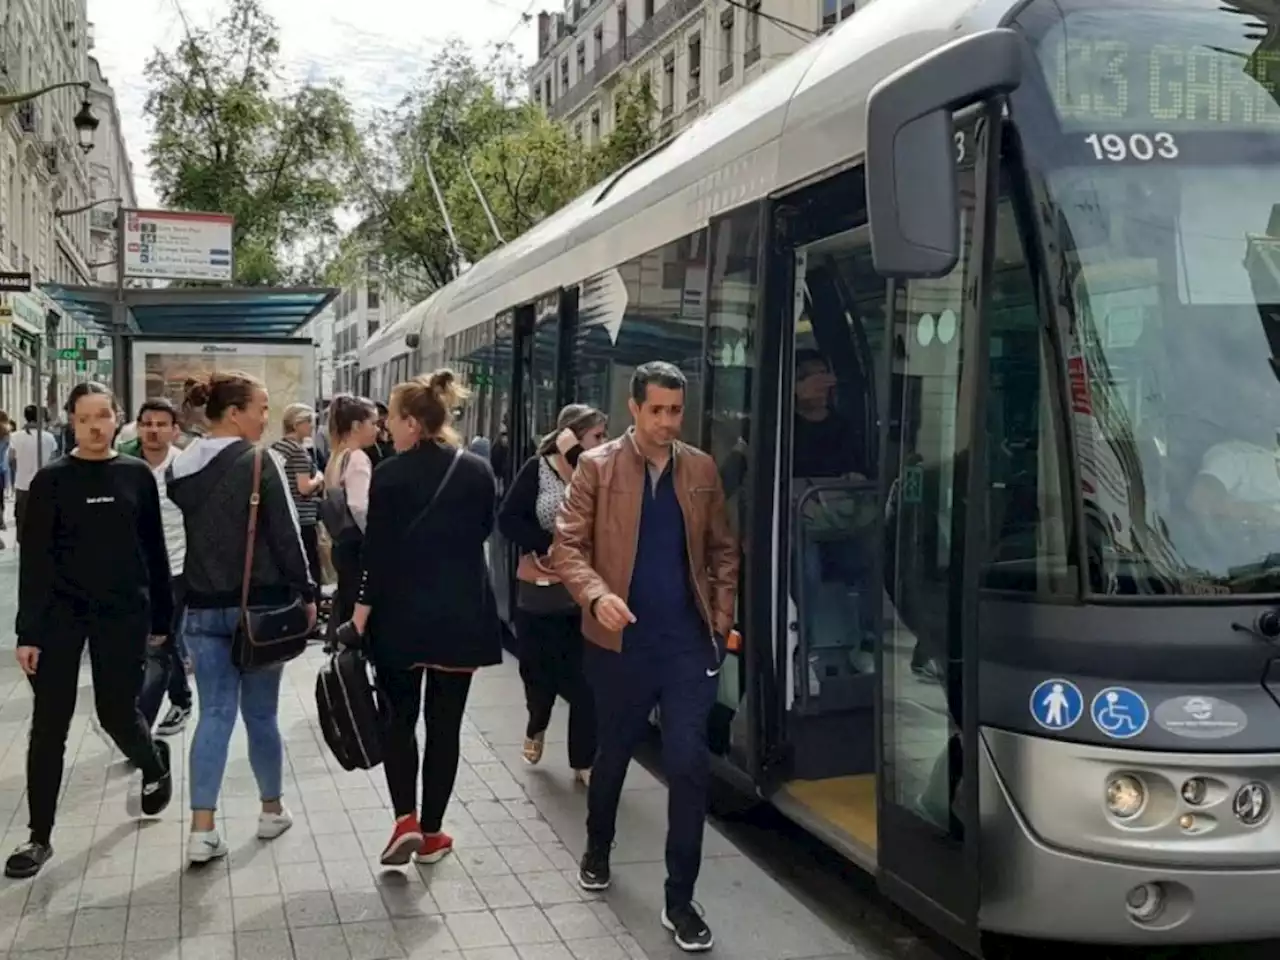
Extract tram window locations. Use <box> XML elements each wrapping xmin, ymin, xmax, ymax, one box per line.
<box><xmin>570</xmin><ymin>229</ymin><xmax>707</xmax><ymax>440</ymax></box>
<box><xmin>981</xmin><ymin>194</ymin><xmax>1074</xmax><ymax>596</ymax></box>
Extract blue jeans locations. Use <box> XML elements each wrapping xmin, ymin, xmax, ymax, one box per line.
<box><xmin>140</xmin><ymin>578</ymin><xmax>193</xmax><ymax>727</ymax></box>
<box><xmin>184</xmin><ymin>607</ymin><xmax>285</xmax><ymax>812</ymax></box>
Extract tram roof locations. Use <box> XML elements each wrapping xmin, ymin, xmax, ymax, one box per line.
<box><xmin>426</xmin><ymin>0</ymin><xmax>1015</xmax><ymax>343</ymax></box>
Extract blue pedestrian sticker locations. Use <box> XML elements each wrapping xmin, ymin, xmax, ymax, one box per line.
<box><xmin>1030</xmin><ymin>678</ymin><xmax>1083</xmax><ymax>731</ymax></box>
<box><xmin>1091</xmin><ymin>686</ymin><xmax>1149</xmax><ymax>739</ymax></box>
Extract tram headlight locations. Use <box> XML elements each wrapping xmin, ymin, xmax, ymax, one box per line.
<box><xmin>1105</xmin><ymin>774</ymin><xmax>1147</xmax><ymax>819</ymax></box>
<box><xmin>1233</xmin><ymin>782</ymin><xmax>1271</xmax><ymax>826</ymax></box>
<box><xmin>1181</xmin><ymin>777</ymin><xmax>1208</xmax><ymax>806</ymax></box>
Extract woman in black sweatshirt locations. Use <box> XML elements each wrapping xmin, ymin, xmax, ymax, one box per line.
<box><xmin>8</xmin><ymin>382</ymin><xmax>174</xmax><ymax>880</ymax></box>
<box><xmin>344</xmin><ymin>370</ymin><xmax>502</xmax><ymax>867</ymax></box>
<box><xmin>167</xmin><ymin>372</ymin><xmax>316</xmax><ymax>866</ymax></box>
<box><xmin>497</xmin><ymin>404</ymin><xmax>607</xmax><ymax>782</ymax></box>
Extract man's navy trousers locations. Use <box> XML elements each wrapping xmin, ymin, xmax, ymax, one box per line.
<box><xmin>584</xmin><ymin>631</ymin><xmax>719</xmax><ymax>911</ymax></box>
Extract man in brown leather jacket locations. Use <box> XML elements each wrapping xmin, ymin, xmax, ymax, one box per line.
<box><xmin>551</xmin><ymin>361</ymin><xmax>738</xmax><ymax>954</ymax></box>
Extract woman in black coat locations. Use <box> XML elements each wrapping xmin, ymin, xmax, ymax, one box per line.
<box><xmin>497</xmin><ymin>404</ymin><xmax>607</xmax><ymax>783</ymax></box>
<box><xmin>347</xmin><ymin>370</ymin><xmax>502</xmax><ymax>868</ymax></box>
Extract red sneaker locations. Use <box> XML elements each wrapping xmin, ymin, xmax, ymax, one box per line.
<box><xmin>380</xmin><ymin>815</ymin><xmax>423</xmax><ymax>866</ymax></box>
<box><xmin>415</xmin><ymin>831</ymin><xmax>454</xmax><ymax>864</ymax></box>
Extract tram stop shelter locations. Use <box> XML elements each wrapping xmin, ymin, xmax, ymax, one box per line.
<box><xmin>38</xmin><ymin>282</ymin><xmax>338</xmax><ymax>411</ymax></box>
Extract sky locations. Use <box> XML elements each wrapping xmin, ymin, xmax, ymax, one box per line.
<box><xmin>86</xmin><ymin>0</ymin><xmax>541</xmax><ymax>208</ymax></box>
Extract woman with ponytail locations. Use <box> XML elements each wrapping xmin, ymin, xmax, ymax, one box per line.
<box><xmin>320</xmin><ymin>395</ymin><xmax>378</xmax><ymax>628</ymax></box>
<box><xmin>340</xmin><ymin>370</ymin><xmax>502</xmax><ymax>867</ymax></box>
<box><xmin>497</xmin><ymin>404</ymin><xmax>606</xmax><ymax>783</ymax></box>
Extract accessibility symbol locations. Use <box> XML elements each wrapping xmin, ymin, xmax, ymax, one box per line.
<box><xmin>1091</xmin><ymin>686</ymin><xmax>1149</xmax><ymax>740</ymax></box>
<box><xmin>1030</xmin><ymin>678</ymin><xmax>1083</xmax><ymax>731</ymax></box>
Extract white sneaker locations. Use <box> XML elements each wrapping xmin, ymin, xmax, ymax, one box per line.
<box><xmin>257</xmin><ymin>807</ymin><xmax>293</xmax><ymax>840</ymax></box>
<box><xmin>187</xmin><ymin>830</ymin><xmax>228</xmax><ymax>865</ymax></box>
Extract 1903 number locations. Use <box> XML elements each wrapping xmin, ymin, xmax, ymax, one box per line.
<box><xmin>1083</xmin><ymin>132</ymin><xmax>1179</xmax><ymax>162</ymax></box>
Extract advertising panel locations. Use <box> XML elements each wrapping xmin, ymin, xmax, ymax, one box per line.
<box><xmin>130</xmin><ymin>340</ymin><xmax>315</xmax><ymax>443</ymax></box>
<box><xmin>121</xmin><ymin>209</ymin><xmax>234</xmax><ymax>283</ymax></box>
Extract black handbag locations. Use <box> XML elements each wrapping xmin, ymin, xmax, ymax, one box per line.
<box><xmin>319</xmin><ymin>452</ymin><xmax>359</xmax><ymax>541</ymax></box>
<box><xmin>231</xmin><ymin>449</ymin><xmax>312</xmax><ymax>671</ymax></box>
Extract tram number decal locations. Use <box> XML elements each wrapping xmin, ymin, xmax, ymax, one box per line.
<box><xmin>1083</xmin><ymin>132</ymin><xmax>1179</xmax><ymax>162</ymax></box>
<box><xmin>955</xmin><ymin>130</ymin><xmax>966</xmax><ymax>163</ymax></box>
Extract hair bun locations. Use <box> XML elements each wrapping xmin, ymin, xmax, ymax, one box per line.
<box><xmin>184</xmin><ymin>377</ymin><xmax>211</xmax><ymax>407</ymax></box>
<box><xmin>428</xmin><ymin>370</ymin><xmax>455</xmax><ymax>393</ymax></box>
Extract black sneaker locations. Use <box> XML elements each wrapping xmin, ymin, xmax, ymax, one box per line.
<box><xmin>578</xmin><ymin>846</ymin><xmax>611</xmax><ymax>892</ymax></box>
<box><xmin>156</xmin><ymin>705</ymin><xmax>190</xmax><ymax>737</ymax></box>
<box><xmin>4</xmin><ymin>841</ymin><xmax>52</xmax><ymax>879</ymax></box>
<box><xmin>131</xmin><ymin>739</ymin><xmax>172</xmax><ymax>817</ymax></box>
<box><xmin>662</xmin><ymin>902</ymin><xmax>714</xmax><ymax>952</ymax></box>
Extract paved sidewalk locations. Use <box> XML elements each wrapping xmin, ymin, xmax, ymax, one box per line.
<box><xmin>0</xmin><ymin>555</ymin><xmax>863</xmax><ymax>959</ymax></box>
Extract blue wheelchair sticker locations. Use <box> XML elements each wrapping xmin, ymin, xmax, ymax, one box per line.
<box><xmin>1030</xmin><ymin>678</ymin><xmax>1083</xmax><ymax>731</ymax></box>
<box><xmin>1091</xmin><ymin>687</ymin><xmax>1149</xmax><ymax>739</ymax></box>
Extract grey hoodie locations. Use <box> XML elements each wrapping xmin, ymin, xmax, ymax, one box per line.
<box><xmin>167</xmin><ymin>438</ymin><xmax>315</xmax><ymax>610</ymax></box>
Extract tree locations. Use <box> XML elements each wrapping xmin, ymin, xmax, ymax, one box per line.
<box><xmin>345</xmin><ymin>45</ymin><xmax>658</xmax><ymax>301</ymax></box>
<box><xmin>144</xmin><ymin>0</ymin><xmax>355</xmax><ymax>285</ymax></box>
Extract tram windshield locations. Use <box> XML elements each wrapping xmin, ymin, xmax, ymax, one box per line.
<box><xmin>1025</xmin><ymin>0</ymin><xmax>1280</xmax><ymax>595</ymax></box>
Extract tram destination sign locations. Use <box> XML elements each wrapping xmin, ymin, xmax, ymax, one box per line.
<box><xmin>1037</xmin><ymin>13</ymin><xmax>1280</xmax><ymax>131</ymax></box>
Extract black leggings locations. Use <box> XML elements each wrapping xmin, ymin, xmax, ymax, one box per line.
<box><xmin>300</xmin><ymin>524</ymin><xmax>323</xmax><ymax>588</ymax></box>
<box><xmin>28</xmin><ymin>615</ymin><xmax>164</xmax><ymax>843</ymax></box>
<box><xmin>332</xmin><ymin>536</ymin><xmax>363</xmax><ymax>624</ymax></box>
<box><xmin>517</xmin><ymin>611</ymin><xmax>596</xmax><ymax>770</ymax></box>
<box><xmin>379</xmin><ymin>666</ymin><xmax>472</xmax><ymax>831</ymax></box>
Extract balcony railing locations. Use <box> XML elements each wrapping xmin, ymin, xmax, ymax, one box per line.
<box><xmin>744</xmin><ymin>45</ymin><xmax>761</xmax><ymax>68</ymax></box>
<box><xmin>628</xmin><ymin>0</ymin><xmax>702</xmax><ymax>63</ymax></box>
<box><xmin>550</xmin><ymin>37</ymin><xmax>627</xmax><ymax>119</ymax></box>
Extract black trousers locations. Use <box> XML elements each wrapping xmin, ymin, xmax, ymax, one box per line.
<box><xmin>517</xmin><ymin>610</ymin><xmax>596</xmax><ymax>770</ymax></box>
<box><xmin>299</xmin><ymin>523</ymin><xmax>323</xmax><ymax>588</ymax></box>
<box><xmin>379</xmin><ymin>666</ymin><xmax>472</xmax><ymax>832</ymax></box>
<box><xmin>332</xmin><ymin>536</ymin><xmax>362</xmax><ymax>624</ymax></box>
<box><xmin>14</xmin><ymin>489</ymin><xmax>28</xmax><ymax>544</ymax></box>
<box><xmin>27</xmin><ymin>613</ymin><xmax>164</xmax><ymax>844</ymax></box>
<box><xmin>585</xmin><ymin>636</ymin><xmax>718</xmax><ymax>911</ymax></box>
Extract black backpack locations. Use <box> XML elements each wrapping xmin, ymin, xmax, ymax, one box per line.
<box><xmin>315</xmin><ymin>646</ymin><xmax>384</xmax><ymax>770</ymax></box>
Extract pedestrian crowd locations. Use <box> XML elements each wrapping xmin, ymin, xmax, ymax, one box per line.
<box><xmin>5</xmin><ymin>359</ymin><xmax>736</xmax><ymax>954</ymax></box>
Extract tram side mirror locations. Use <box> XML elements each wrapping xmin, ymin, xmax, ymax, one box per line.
<box><xmin>866</xmin><ymin>28</ymin><xmax>1023</xmax><ymax>279</ymax></box>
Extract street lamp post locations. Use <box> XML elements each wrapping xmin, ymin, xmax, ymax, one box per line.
<box><xmin>0</xmin><ymin>80</ymin><xmax>100</xmax><ymax>153</ymax></box>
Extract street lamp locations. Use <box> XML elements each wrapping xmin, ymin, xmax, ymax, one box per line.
<box><xmin>54</xmin><ymin>196</ymin><xmax>122</xmax><ymax>219</ymax></box>
<box><xmin>0</xmin><ymin>80</ymin><xmax>99</xmax><ymax>153</ymax></box>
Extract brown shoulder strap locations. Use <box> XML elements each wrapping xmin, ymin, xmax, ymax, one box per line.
<box><xmin>241</xmin><ymin>448</ymin><xmax>263</xmax><ymax>613</ymax></box>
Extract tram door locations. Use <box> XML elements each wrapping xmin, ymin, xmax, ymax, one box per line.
<box><xmin>874</xmin><ymin>112</ymin><xmax>995</xmax><ymax>952</ymax></box>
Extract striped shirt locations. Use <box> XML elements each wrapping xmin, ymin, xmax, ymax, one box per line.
<box><xmin>270</xmin><ymin>437</ymin><xmax>319</xmax><ymax>526</ymax></box>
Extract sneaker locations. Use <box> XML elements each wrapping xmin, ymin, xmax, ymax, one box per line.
<box><xmin>156</xmin><ymin>705</ymin><xmax>191</xmax><ymax>737</ymax></box>
<box><xmin>414</xmin><ymin>832</ymin><xmax>454</xmax><ymax>864</ymax></box>
<box><xmin>380</xmin><ymin>815</ymin><xmax>423</xmax><ymax>866</ymax></box>
<box><xmin>187</xmin><ymin>830</ymin><xmax>229</xmax><ymax>865</ymax></box>
<box><xmin>257</xmin><ymin>807</ymin><xmax>293</xmax><ymax>840</ymax></box>
<box><xmin>573</xmin><ymin>768</ymin><xmax>591</xmax><ymax>787</ymax></box>
<box><xmin>3</xmin><ymin>841</ymin><xmax>51</xmax><ymax>879</ymax></box>
<box><xmin>662</xmin><ymin>902</ymin><xmax>714</xmax><ymax>952</ymax></box>
<box><xmin>127</xmin><ymin>739</ymin><xmax>172</xmax><ymax>818</ymax></box>
<box><xmin>522</xmin><ymin>732</ymin><xmax>545</xmax><ymax>765</ymax></box>
<box><xmin>578</xmin><ymin>846</ymin><xmax>611</xmax><ymax>891</ymax></box>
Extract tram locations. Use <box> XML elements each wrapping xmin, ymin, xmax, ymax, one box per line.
<box><xmin>356</xmin><ymin>0</ymin><xmax>1280</xmax><ymax>950</ymax></box>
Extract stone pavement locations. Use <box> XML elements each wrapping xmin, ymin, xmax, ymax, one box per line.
<box><xmin>0</xmin><ymin>548</ymin><xmax>863</xmax><ymax>959</ymax></box>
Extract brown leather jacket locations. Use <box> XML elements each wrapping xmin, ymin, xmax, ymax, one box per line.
<box><xmin>550</xmin><ymin>430</ymin><xmax>739</xmax><ymax>653</ymax></box>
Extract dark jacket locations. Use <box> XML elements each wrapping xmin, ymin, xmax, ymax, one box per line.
<box><xmin>550</xmin><ymin>429</ymin><xmax>739</xmax><ymax>653</ymax></box>
<box><xmin>359</xmin><ymin>440</ymin><xmax>502</xmax><ymax>671</ymax></box>
<box><xmin>497</xmin><ymin>455</ymin><xmax>555</xmax><ymax>557</ymax></box>
<box><xmin>167</xmin><ymin>438</ymin><xmax>316</xmax><ymax>610</ymax></box>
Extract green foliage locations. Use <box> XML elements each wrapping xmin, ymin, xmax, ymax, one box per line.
<box><xmin>347</xmin><ymin>46</ymin><xmax>658</xmax><ymax>301</ymax></box>
<box><xmin>143</xmin><ymin>0</ymin><xmax>355</xmax><ymax>286</ymax></box>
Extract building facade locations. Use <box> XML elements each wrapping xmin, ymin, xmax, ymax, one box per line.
<box><xmin>85</xmin><ymin>53</ymin><xmax>136</xmax><ymax>286</ymax></box>
<box><xmin>530</xmin><ymin>0</ymin><xmax>858</xmax><ymax>145</ymax></box>
<box><xmin>332</xmin><ymin>274</ymin><xmax>411</xmax><ymax>397</ymax></box>
<box><xmin>0</xmin><ymin>0</ymin><xmax>120</xmax><ymax>420</ymax></box>
<box><xmin>298</xmin><ymin>302</ymin><xmax>336</xmax><ymax>404</ymax></box>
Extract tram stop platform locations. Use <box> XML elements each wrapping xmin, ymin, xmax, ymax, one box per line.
<box><xmin>0</xmin><ymin>543</ymin><xmax>866</xmax><ymax>960</ymax></box>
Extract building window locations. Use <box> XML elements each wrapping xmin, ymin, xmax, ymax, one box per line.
<box><xmin>576</xmin><ymin>41</ymin><xmax>586</xmax><ymax>77</ymax></box>
<box><xmin>594</xmin><ymin>23</ymin><xmax>605</xmax><ymax>58</ymax></box>
<box><xmin>744</xmin><ymin>0</ymin><xmax>761</xmax><ymax>62</ymax></box>
<box><xmin>560</xmin><ymin>56</ymin><xmax>570</xmax><ymax>93</ymax></box>
<box><xmin>591</xmin><ymin>108</ymin><xmax>601</xmax><ymax>139</ymax></box>
<box><xmin>662</xmin><ymin>51</ymin><xmax>675</xmax><ymax>116</ymax></box>
<box><xmin>688</xmin><ymin>33</ymin><xmax>702</xmax><ymax>101</ymax></box>
<box><xmin>544</xmin><ymin>76</ymin><xmax>553</xmax><ymax>104</ymax></box>
<box><xmin>616</xmin><ymin>3</ymin><xmax>627</xmax><ymax>45</ymax></box>
<box><xmin>368</xmin><ymin>288</ymin><xmax>380</xmax><ymax>310</ymax></box>
<box><xmin>719</xmin><ymin>9</ymin><xmax>735</xmax><ymax>83</ymax></box>
<box><xmin>643</xmin><ymin>0</ymin><xmax>654</xmax><ymax>19</ymax></box>
<box><xmin>841</xmin><ymin>0</ymin><xmax>856</xmax><ymax>19</ymax></box>
<box><xmin>822</xmin><ymin>0</ymin><xmax>838</xmax><ymax>30</ymax></box>
<box><xmin>574</xmin><ymin>122</ymin><xmax>584</xmax><ymax>140</ymax></box>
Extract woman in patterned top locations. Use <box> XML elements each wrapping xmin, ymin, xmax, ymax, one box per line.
<box><xmin>270</xmin><ymin>404</ymin><xmax>324</xmax><ymax>588</ymax></box>
<box><xmin>497</xmin><ymin>404</ymin><xmax>607</xmax><ymax>783</ymax></box>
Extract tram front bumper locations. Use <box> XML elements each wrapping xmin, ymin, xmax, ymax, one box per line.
<box><xmin>979</xmin><ymin>727</ymin><xmax>1280</xmax><ymax>943</ymax></box>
